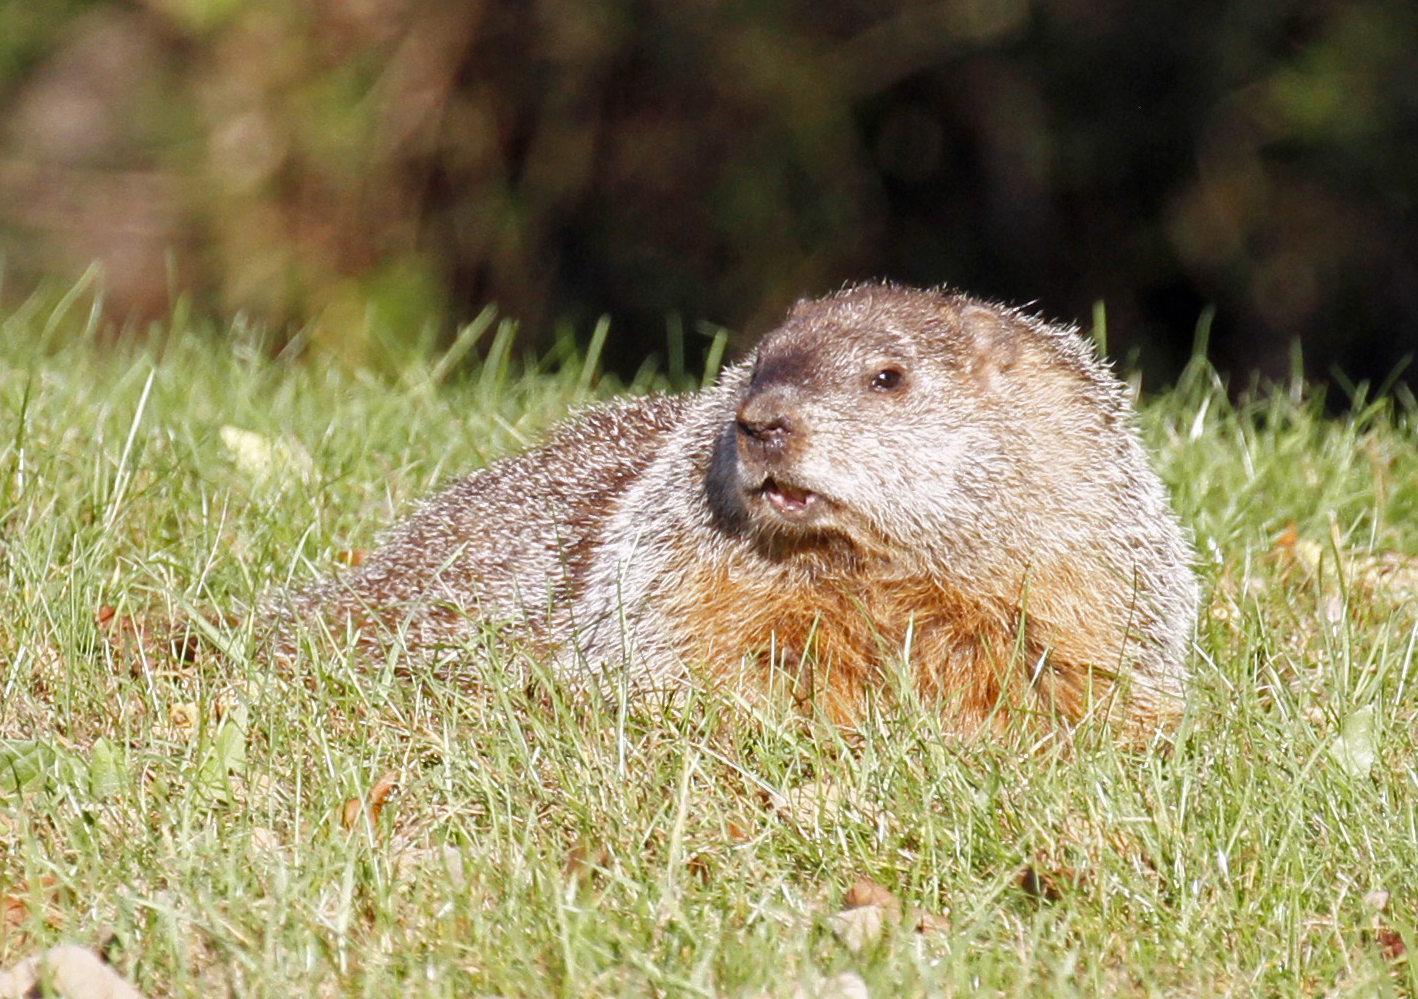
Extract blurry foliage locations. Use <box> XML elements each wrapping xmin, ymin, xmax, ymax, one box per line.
<box><xmin>0</xmin><ymin>0</ymin><xmax>1415</xmax><ymax>383</ymax></box>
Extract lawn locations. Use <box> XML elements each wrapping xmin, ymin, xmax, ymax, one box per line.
<box><xmin>2</xmin><ymin>288</ymin><xmax>1417</xmax><ymax>997</ymax></box>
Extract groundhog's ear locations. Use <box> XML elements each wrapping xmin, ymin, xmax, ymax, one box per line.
<box><xmin>959</xmin><ymin>304</ymin><xmax>1021</xmax><ymax>387</ymax></box>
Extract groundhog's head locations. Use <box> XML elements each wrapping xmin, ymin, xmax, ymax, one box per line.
<box><xmin>713</xmin><ymin>282</ymin><xmax>1121</xmax><ymax>570</ymax></box>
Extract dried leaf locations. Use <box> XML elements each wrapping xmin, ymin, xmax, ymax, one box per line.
<box><xmin>1364</xmin><ymin>889</ymin><xmax>1391</xmax><ymax>912</ymax></box>
<box><xmin>0</xmin><ymin>944</ymin><xmax>148</xmax><ymax>999</ymax></box>
<box><xmin>248</xmin><ymin>826</ymin><xmax>284</xmax><ymax>855</ymax></box>
<box><xmin>1361</xmin><ymin>551</ymin><xmax>1418</xmax><ymax>599</ymax></box>
<box><xmin>1</xmin><ymin>895</ymin><xmax>24</xmax><ymax>938</ymax></box>
<box><xmin>0</xmin><ymin>879</ymin><xmax>64</xmax><ymax>942</ymax></box>
<box><xmin>1376</xmin><ymin>927</ymin><xmax>1407</xmax><ymax>963</ymax></box>
<box><xmin>340</xmin><ymin>770</ymin><xmax>400</xmax><ymax>833</ymax></box>
<box><xmin>1272</xmin><ymin>530</ymin><xmax>1418</xmax><ymax>603</ymax></box>
<box><xmin>772</xmin><ymin>779</ymin><xmax>846</xmax><ymax>829</ymax></box>
<box><xmin>219</xmin><ymin>425</ymin><xmax>313</xmax><ymax>489</ymax></box>
<box><xmin>790</xmin><ymin>971</ymin><xmax>870</xmax><ymax>999</ymax></box>
<box><xmin>842</xmin><ymin>877</ymin><xmax>901</xmax><ymax>922</ymax></box>
<box><xmin>827</xmin><ymin>877</ymin><xmax>900</xmax><ymax>953</ymax></box>
<box><xmin>912</xmin><ymin>908</ymin><xmax>949</xmax><ymax>935</ymax></box>
<box><xmin>826</xmin><ymin>904</ymin><xmax>885</xmax><ymax>955</ymax></box>
<box><xmin>1361</xmin><ymin>888</ymin><xmax>1406</xmax><ymax>963</ymax></box>
<box><xmin>163</xmin><ymin>703</ymin><xmax>198</xmax><ymax>744</ymax></box>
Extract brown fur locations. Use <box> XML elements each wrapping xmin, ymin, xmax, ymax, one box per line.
<box><xmin>655</xmin><ymin>536</ymin><xmax>1152</xmax><ymax>736</ymax></box>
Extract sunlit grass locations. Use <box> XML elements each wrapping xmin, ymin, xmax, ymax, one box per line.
<box><xmin>2</xmin><ymin>288</ymin><xmax>1417</xmax><ymax>996</ymax></box>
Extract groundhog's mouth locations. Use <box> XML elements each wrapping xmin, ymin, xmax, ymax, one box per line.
<box><xmin>757</xmin><ymin>478</ymin><xmax>824</xmax><ymax>522</ymax></box>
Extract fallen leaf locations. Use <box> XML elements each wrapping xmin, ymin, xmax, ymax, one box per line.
<box><xmin>340</xmin><ymin>770</ymin><xmax>400</xmax><ymax>833</ymax></box>
<box><xmin>913</xmin><ymin>908</ymin><xmax>949</xmax><ymax>935</ymax></box>
<box><xmin>0</xmin><ymin>944</ymin><xmax>148</xmax><ymax>999</ymax></box>
<box><xmin>1361</xmin><ymin>887</ymin><xmax>1407</xmax><ymax>964</ymax></box>
<box><xmin>0</xmin><ymin>878</ymin><xmax>64</xmax><ymax>942</ymax></box>
<box><xmin>842</xmin><ymin>877</ymin><xmax>901</xmax><ymax>922</ymax></box>
<box><xmin>97</xmin><ymin>607</ymin><xmax>204</xmax><ymax>672</ymax></box>
<box><xmin>1361</xmin><ymin>551</ymin><xmax>1418</xmax><ymax>599</ymax></box>
<box><xmin>1273</xmin><ymin>529</ymin><xmax>1418</xmax><ymax>603</ymax></box>
<box><xmin>1</xmin><ymin>895</ymin><xmax>23</xmax><ymax>938</ymax></box>
<box><xmin>826</xmin><ymin>877</ymin><xmax>900</xmax><ymax>953</ymax></box>
<box><xmin>1376</xmin><ymin>928</ymin><xmax>1407</xmax><ymax>963</ymax></box>
<box><xmin>772</xmin><ymin>779</ymin><xmax>846</xmax><ymax>829</ymax></box>
<box><xmin>827</xmin><ymin>902</ymin><xmax>885</xmax><ymax>954</ymax></box>
<box><xmin>219</xmin><ymin>425</ymin><xmax>314</xmax><ymax>489</ymax></box>
<box><xmin>791</xmin><ymin>970</ymin><xmax>869</xmax><ymax>999</ymax></box>
<box><xmin>164</xmin><ymin>703</ymin><xmax>198</xmax><ymax>744</ymax></box>
<box><xmin>248</xmin><ymin>826</ymin><xmax>284</xmax><ymax>855</ymax></box>
<box><xmin>1364</xmin><ymin>889</ymin><xmax>1391</xmax><ymax>912</ymax></box>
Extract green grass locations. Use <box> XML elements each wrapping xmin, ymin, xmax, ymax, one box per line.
<box><xmin>2</xmin><ymin>293</ymin><xmax>1418</xmax><ymax>997</ymax></box>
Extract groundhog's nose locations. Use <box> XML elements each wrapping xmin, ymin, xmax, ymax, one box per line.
<box><xmin>737</xmin><ymin>412</ymin><xmax>793</xmax><ymax>442</ymax></box>
<box><xmin>736</xmin><ymin>398</ymin><xmax>795</xmax><ymax>445</ymax></box>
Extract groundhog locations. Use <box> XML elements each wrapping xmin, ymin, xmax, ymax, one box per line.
<box><xmin>274</xmin><ymin>284</ymin><xmax>1197</xmax><ymax>738</ymax></box>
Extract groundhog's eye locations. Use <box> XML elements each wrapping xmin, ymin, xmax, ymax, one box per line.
<box><xmin>870</xmin><ymin>367</ymin><xmax>905</xmax><ymax>392</ymax></box>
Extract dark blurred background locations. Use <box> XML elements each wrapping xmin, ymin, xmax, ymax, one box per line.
<box><xmin>2</xmin><ymin>0</ymin><xmax>1415</xmax><ymax>388</ymax></box>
